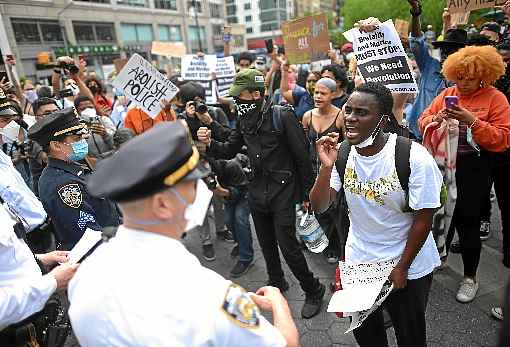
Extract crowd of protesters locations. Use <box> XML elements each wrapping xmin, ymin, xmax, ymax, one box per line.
<box><xmin>1</xmin><ymin>0</ymin><xmax>510</xmax><ymax>346</ymax></box>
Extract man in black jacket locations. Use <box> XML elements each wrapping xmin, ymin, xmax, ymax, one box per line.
<box><xmin>198</xmin><ymin>69</ymin><xmax>325</xmax><ymax>319</ymax></box>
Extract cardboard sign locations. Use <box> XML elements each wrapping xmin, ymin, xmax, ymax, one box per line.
<box><xmin>230</xmin><ymin>24</ymin><xmax>248</xmax><ymax>54</ymax></box>
<box><xmin>447</xmin><ymin>0</ymin><xmax>506</xmax><ymax>13</ymax></box>
<box><xmin>215</xmin><ymin>56</ymin><xmax>236</xmax><ymax>98</ymax></box>
<box><xmin>113</xmin><ymin>58</ymin><xmax>128</xmax><ymax>73</ymax></box>
<box><xmin>282</xmin><ymin>13</ymin><xmax>330</xmax><ymax>64</ymax></box>
<box><xmin>151</xmin><ymin>41</ymin><xmax>186</xmax><ymax>57</ymax></box>
<box><xmin>112</xmin><ymin>53</ymin><xmax>179</xmax><ymax>118</ymax></box>
<box><xmin>394</xmin><ymin>19</ymin><xmax>409</xmax><ymax>39</ymax></box>
<box><xmin>451</xmin><ymin>11</ymin><xmax>471</xmax><ymax>26</ymax></box>
<box><xmin>344</xmin><ymin>20</ymin><xmax>418</xmax><ymax>94</ymax></box>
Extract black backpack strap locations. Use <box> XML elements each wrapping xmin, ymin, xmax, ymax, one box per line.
<box><xmin>395</xmin><ymin>136</ymin><xmax>412</xmax><ymax>208</ymax></box>
<box><xmin>335</xmin><ymin>140</ymin><xmax>352</xmax><ymax>185</ymax></box>
<box><xmin>271</xmin><ymin>105</ymin><xmax>285</xmax><ymax>133</ymax></box>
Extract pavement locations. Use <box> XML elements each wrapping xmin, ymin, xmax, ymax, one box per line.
<box><xmin>64</xmin><ymin>201</ymin><xmax>507</xmax><ymax>347</ymax></box>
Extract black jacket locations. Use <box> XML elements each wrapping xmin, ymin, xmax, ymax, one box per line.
<box><xmin>207</xmin><ymin>102</ymin><xmax>313</xmax><ymax>212</ymax></box>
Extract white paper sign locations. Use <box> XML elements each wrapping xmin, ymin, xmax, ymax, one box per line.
<box><xmin>327</xmin><ymin>258</ymin><xmax>398</xmax><ymax>333</ymax></box>
<box><xmin>344</xmin><ymin>20</ymin><xmax>417</xmax><ymax>94</ymax></box>
<box><xmin>68</xmin><ymin>228</ymin><xmax>102</xmax><ymax>264</ymax></box>
<box><xmin>181</xmin><ymin>55</ymin><xmax>217</xmax><ymax>81</ymax></box>
<box><xmin>112</xmin><ymin>53</ymin><xmax>179</xmax><ymax>118</ymax></box>
<box><xmin>216</xmin><ymin>56</ymin><xmax>236</xmax><ymax>98</ymax></box>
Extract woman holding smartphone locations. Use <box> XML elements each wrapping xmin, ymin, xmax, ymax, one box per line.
<box><xmin>419</xmin><ymin>45</ymin><xmax>510</xmax><ymax>303</ymax></box>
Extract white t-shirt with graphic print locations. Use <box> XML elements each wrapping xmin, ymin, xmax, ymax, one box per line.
<box><xmin>330</xmin><ymin>133</ymin><xmax>442</xmax><ymax>280</ymax></box>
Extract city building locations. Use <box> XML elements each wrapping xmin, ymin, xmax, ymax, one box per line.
<box><xmin>293</xmin><ymin>0</ymin><xmax>339</xmax><ymax>19</ymax></box>
<box><xmin>0</xmin><ymin>0</ymin><xmax>226</xmax><ymax>82</ymax></box>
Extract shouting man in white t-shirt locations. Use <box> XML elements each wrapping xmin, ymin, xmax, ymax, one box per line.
<box><xmin>310</xmin><ymin>82</ymin><xmax>443</xmax><ymax>347</ymax></box>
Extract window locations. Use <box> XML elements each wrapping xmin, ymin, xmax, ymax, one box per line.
<box><xmin>226</xmin><ymin>5</ymin><xmax>236</xmax><ymax>15</ymax></box>
<box><xmin>159</xmin><ymin>25</ymin><xmax>182</xmax><ymax>41</ymax></box>
<box><xmin>169</xmin><ymin>25</ymin><xmax>182</xmax><ymax>41</ymax></box>
<box><xmin>154</xmin><ymin>0</ymin><xmax>177</xmax><ymax>10</ymax></box>
<box><xmin>188</xmin><ymin>25</ymin><xmax>205</xmax><ymax>51</ymax></box>
<box><xmin>227</xmin><ymin>17</ymin><xmax>238</xmax><ymax>24</ymax></box>
<box><xmin>210</xmin><ymin>3</ymin><xmax>222</xmax><ymax>18</ymax></box>
<box><xmin>74</xmin><ymin>22</ymin><xmax>115</xmax><ymax>43</ymax></box>
<box><xmin>260</xmin><ymin>23</ymin><xmax>279</xmax><ymax>32</ymax></box>
<box><xmin>226</xmin><ymin>0</ymin><xmax>234</xmax><ymax>3</ymax></box>
<box><xmin>121</xmin><ymin>23</ymin><xmax>153</xmax><ymax>42</ymax></box>
<box><xmin>159</xmin><ymin>25</ymin><xmax>171</xmax><ymax>41</ymax></box>
<box><xmin>11</xmin><ymin>18</ymin><xmax>65</xmax><ymax>44</ymax></box>
<box><xmin>212</xmin><ymin>25</ymin><xmax>222</xmax><ymax>36</ymax></box>
<box><xmin>260</xmin><ymin>11</ymin><xmax>286</xmax><ymax>22</ymax></box>
<box><xmin>117</xmin><ymin>0</ymin><xmax>147</xmax><ymax>6</ymax></box>
<box><xmin>246</xmin><ymin>27</ymin><xmax>253</xmax><ymax>33</ymax></box>
<box><xmin>187</xmin><ymin>0</ymin><xmax>202</xmax><ymax>13</ymax></box>
<box><xmin>245</xmin><ymin>15</ymin><xmax>252</xmax><ymax>22</ymax></box>
<box><xmin>74</xmin><ymin>0</ymin><xmax>110</xmax><ymax>3</ymax></box>
<box><xmin>244</xmin><ymin>3</ymin><xmax>251</xmax><ymax>10</ymax></box>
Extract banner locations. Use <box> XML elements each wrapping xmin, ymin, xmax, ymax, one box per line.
<box><xmin>447</xmin><ymin>0</ymin><xmax>506</xmax><ymax>13</ymax></box>
<box><xmin>112</xmin><ymin>53</ymin><xmax>179</xmax><ymax>118</ymax></box>
<box><xmin>215</xmin><ymin>56</ymin><xmax>236</xmax><ymax>98</ymax></box>
<box><xmin>281</xmin><ymin>13</ymin><xmax>330</xmax><ymax>64</ymax></box>
<box><xmin>344</xmin><ymin>20</ymin><xmax>418</xmax><ymax>94</ymax></box>
<box><xmin>151</xmin><ymin>41</ymin><xmax>186</xmax><ymax>57</ymax></box>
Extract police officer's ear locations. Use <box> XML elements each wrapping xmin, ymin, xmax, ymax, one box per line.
<box><xmin>48</xmin><ymin>140</ymin><xmax>65</xmax><ymax>154</ymax></box>
<box><xmin>150</xmin><ymin>190</ymin><xmax>176</xmax><ymax>220</ymax></box>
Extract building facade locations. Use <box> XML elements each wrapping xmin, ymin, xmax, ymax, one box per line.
<box><xmin>0</xmin><ymin>0</ymin><xmax>225</xmax><ymax>82</ymax></box>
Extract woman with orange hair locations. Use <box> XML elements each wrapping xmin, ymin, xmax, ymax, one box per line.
<box><xmin>419</xmin><ymin>45</ymin><xmax>510</xmax><ymax>304</ymax></box>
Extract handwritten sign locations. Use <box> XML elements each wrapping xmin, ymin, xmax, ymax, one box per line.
<box><xmin>112</xmin><ymin>53</ymin><xmax>179</xmax><ymax>118</ymax></box>
<box><xmin>181</xmin><ymin>55</ymin><xmax>217</xmax><ymax>81</ymax></box>
<box><xmin>447</xmin><ymin>0</ymin><xmax>506</xmax><ymax>13</ymax></box>
<box><xmin>151</xmin><ymin>41</ymin><xmax>186</xmax><ymax>57</ymax></box>
<box><xmin>451</xmin><ymin>11</ymin><xmax>471</xmax><ymax>26</ymax></box>
<box><xmin>216</xmin><ymin>56</ymin><xmax>236</xmax><ymax>98</ymax></box>
<box><xmin>344</xmin><ymin>20</ymin><xmax>418</xmax><ymax>94</ymax></box>
<box><xmin>282</xmin><ymin>13</ymin><xmax>330</xmax><ymax>64</ymax></box>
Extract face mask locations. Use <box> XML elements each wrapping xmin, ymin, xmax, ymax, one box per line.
<box><xmin>355</xmin><ymin>115</ymin><xmax>385</xmax><ymax>149</ymax></box>
<box><xmin>234</xmin><ymin>98</ymin><xmax>262</xmax><ymax>118</ymax></box>
<box><xmin>66</xmin><ymin>84</ymin><xmax>79</xmax><ymax>96</ymax></box>
<box><xmin>0</xmin><ymin>120</ymin><xmax>20</xmax><ymax>143</ymax></box>
<box><xmin>306</xmin><ymin>81</ymin><xmax>316</xmax><ymax>95</ymax></box>
<box><xmin>81</xmin><ymin>107</ymin><xmax>98</xmax><ymax>122</ymax></box>
<box><xmin>68</xmin><ymin>139</ymin><xmax>89</xmax><ymax>161</ymax></box>
<box><xmin>88</xmin><ymin>85</ymin><xmax>99</xmax><ymax>94</ymax></box>
<box><xmin>24</xmin><ymin>90</ymin><xmax>38</xmax><ymax>104</ymax></box>
<box><xmin>24</xmin><ymin>115</ymin><xmax>37</xmax><ymax>129</ymax></box>
<box><xmin>345</xmin><ymin>52</ymin><xmax>355</xmax><ymax>61</ymax></box>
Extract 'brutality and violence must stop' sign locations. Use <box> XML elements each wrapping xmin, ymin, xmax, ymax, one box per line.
<box><xmin>113</xmin><ymin>53</ymin><xmax>179</xmax><ymax>118</ymax></box>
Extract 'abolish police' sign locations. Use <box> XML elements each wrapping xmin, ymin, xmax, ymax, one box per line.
<box><xmin>113</xmin><ymin>53</ymin><xmax>179</xmax><ymax>118</ymax></box>
<box><xmin>344</xmin><ymin>20</ymin><xmax>417</xmax><ymax>94</ymax></box>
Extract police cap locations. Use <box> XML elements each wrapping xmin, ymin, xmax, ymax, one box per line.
<box><xmin>28</xmin><ymin>107</ymin><xmax>86</xmax><ymax>147</ymax></box>
<box><xmin>87</xmin><ymin>121</ymin><xmax>208</xmax><ymax>202</ymax></box>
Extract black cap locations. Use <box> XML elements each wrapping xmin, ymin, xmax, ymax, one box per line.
<box><xmin>432</xmin><ymin>28</ymin><xmax>467</xmax><ymax>49</ymax></box>
<box><xmin>0</xmin><ymin>89</ymin><xmax>18</xmax><ymax>117</ymax></box>
<box><xmin>87</xmin><ymin>122</ymin><xmax>209</xmax><ymax>202</ymax></box>
<box><xmin>28</xmin><ymin>107</ymin><xmax>86</xmax><ymax>147</ymax></box>
<box><xmin>481</xmin><ymin>22</ymin><xmax>501</xmax><ymax>35</ymax></box>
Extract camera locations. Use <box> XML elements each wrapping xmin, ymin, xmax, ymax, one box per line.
<box><xmin>203</xmin><ymin>173</ymin><xmax>217</xmax><ymax>190</ymax></box>
<box><xmin>193</xmin><ymin>101</ymin><xmax>208</xmax><ymax>114</ymax></box>
<box><xmin>55</xmin><ymin>88</ymin><xmax>74</xmax><ymax>99</ymax></box>
<box><xmin>59</xmin><ymin>62</ymin><xmax>79</xmax><ymax>75</ymax></box>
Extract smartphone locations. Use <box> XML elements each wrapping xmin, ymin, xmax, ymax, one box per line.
<box><xmin>278</xmin><ymin>45</ymin><xmax>285</xmax><ymax>55</ymax></box>
<box><xmin>0</xmin><ymin>71</ymin><xmax>9</xmax><ymax>83</ymax></box>
<box><xmin>445</xmin><ymin>96</ymin><xmax>458</xmax><ymax>109</ymax></box>
<box><xmin>265</xmin><ymin>39</ymin><xmax>274</xmax><ymax>53</ymax></box>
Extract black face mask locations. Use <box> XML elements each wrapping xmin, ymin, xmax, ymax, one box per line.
<box><xmin>88</xmin><ymin>85</ymin><xmax>99</xmax><ymax>94</ymax></box>
<box><xmin>234</xmin><ymin>97</ymin><xmax>264</xmax><ymax>132</ymax></box>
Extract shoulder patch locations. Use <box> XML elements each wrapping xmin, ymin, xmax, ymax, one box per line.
<box><xmin>58</xmin><ymin>183</ymin><xmax>83</xmax><ymax>209</ymax></box>
<box><xmin>221</xmin><ymin>283</ymin><xmax>260</xmax><ymax>329</ymax></box>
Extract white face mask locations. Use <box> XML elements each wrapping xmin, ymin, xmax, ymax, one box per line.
<box><xmin>180</xmin><ymin>179</ymin><xmax>213</xmax><ymax>232</ymax></box>
<box><xmin>65</xmin><ymin>84</ymin><xmax>79</xmax><ymax>97</ymax></box>
<box><xmin>81</xmin><ymin>107</ymin><xmax>98</xmax><ymax>122</ymax></box>
<box><xmin>0</xmin><ymin>120</ymin><xmax>20</xmax><ymax>143</ymax></box>
<box><xmin>24</xmin><ymin>115</ymin><xmax>37</xmax><ymax>129</ymax></box>
<box><xmin>354</xmin><ymin>115</ymin><xmax>385</xmax><ymax>149</ymax></box>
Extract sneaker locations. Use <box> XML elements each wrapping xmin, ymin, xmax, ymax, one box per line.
<box><xmin>491</xmin><ymin>307</ymin><xmax>504</xmax><ymax>321</ymax></box>
<box><xmin>202</xmin><ymin>244</ymin><xmax>216</xmax><ymax>261</ymax></box>
<box><xmin>230</xmin><ymin>259</ymin><xmax>254</xmax><ymax>278</ymax></box>
<box><xmin>230</xmin><ymin>244</ymin><xmax>239</xmax><ymax>258</ymax></box>
<box><xmin>480</xmin><ymin>221</ymin><xmax>491</xmax><ymax>241</ymax></box>
<box><xmin>301</xmin><ymin>283</ymin><xmax>326</xmax><ymax>319</ymax></box>
<box><xmin>217</xmin><ymin>229</ymin><xmax>235</xmax><ymax>243</ymax></box>
<box><xmin>456</xmin><ymin>278</ymin><xmax>479</xmax><ymax>303</ymax></box>
<box><xmin>450</xmin><ymin>241</ymin><xmax>461</xmax><ymax>254</ymax></box>
<box><xmin>267</xmin><ymin>278</ymin><xmax>290</xmax><ymax>293</ymax></box>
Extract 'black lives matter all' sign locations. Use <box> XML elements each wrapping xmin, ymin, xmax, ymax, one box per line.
<box><xmin>113</xmin><ymin>53</ymin><xmax>179</xmax><ymax>118</ymax></box>
<box><xmin>344</xmin><ymin>20</ymin><xmax>418</xmax><ymax>93</ymax></box>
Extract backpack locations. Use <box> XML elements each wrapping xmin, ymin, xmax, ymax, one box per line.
<box><xmin>271</xmin><ymin>104</ymin><xmax>290</xmax><ymax>134</ymax></box>
<box><xmin>333</xmin><ymin>136</ymin><xmax>412</xmax><ymax>249</ymax></box>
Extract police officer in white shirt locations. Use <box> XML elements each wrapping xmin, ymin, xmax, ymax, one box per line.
<box><xmin>68</xmin><ymin>121</ymin><xmax>299</xmax><ymax>347</ymax></box>
<box><xmin>0</xmin><ymin>204</ymin><xmax>78</xmax><ymax>345</ymax></box>
<box><xmin>310</xmin><ymin>83</ymin><xmax>443</xmax><ymax>347</ymax></box>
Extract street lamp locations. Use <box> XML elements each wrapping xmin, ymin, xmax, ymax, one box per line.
<box><xmin>189</xmin><ymin>0</ymin><xmax>203</xmax><ymax>52</ymax></box>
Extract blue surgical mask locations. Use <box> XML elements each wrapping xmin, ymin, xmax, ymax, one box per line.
<box><xmin>68</xmin><ymin>139</ymin><xmax>89</xmax><ymax>161</ymax></box>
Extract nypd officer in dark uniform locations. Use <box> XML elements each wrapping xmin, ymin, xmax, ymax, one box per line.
<box><xmin>28</xmin><ymin>108</ymin><xmax>120</xmax><ymax>250</ymax></box>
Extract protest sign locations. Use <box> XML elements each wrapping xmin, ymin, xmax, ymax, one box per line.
<box><xmin>394</xmin><ymin>19</ymin><xmax>409</xmax><ymax>39</ymax></box>
<box><xmin>344</xmin><ymin>20</ymin><xmax>418</xmax><ymax>94</ymax></box>
<box><xmin>181</xmin><ymin>55</ymin><xmax>217</xmax><ymax>81</ymax></box>
<box><xmin>112</xmin><ymin>53</ymin><xmax>179</xmax><ymax>118</ymax></box>
<box><xmin>230</xmin><ymin>24</ymin><xmax>248</xmax><ymax>54</ymax></box>
<box><xmin>215</xmin><ymin>56</ymin><xmax>236</xmax><ymax>98</ymax></box>
<box><xmin>282</xmin><ymin>13</ymin><xmax>330</xmax><ymax>64</ymax></box>
<box><xmin>447</xmin><ymin>0</ymin><xmax>506</xmax><ymax>13</ymax></box>
<box><xmin>451</xmin><ymin>11</ymin><xmax>471</xmax><ymax>26</ymax></box>
<box><xmin>151</xmin><ymin>41</ymin><xmax>186</xmax><ymax>57</ymax></box>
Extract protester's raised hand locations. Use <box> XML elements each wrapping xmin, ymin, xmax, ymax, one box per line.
<box><xmin>49</xmin><ymin>262</ymin><xmax>79</xmax><ymax>290</ymax></box>
<box><xmin>197</xmin><ymin>127</ymin><xmax>211</xmax><ymax>146</ymax></box>
<box><xmin>316</xmin><ymin>133</ymin><xmax>339</xmax><ymax>168</ymax></box>
<box><xmin>358</xmin><ymin>17</ymin><xmax>381</xmax><ymax>33</ymax></box>
<box><xmin>407</xmin><ymin>0</ymin><xmax>421</xmax><ymax>12</ymax></box>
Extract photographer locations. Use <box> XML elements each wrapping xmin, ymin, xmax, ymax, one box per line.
<box><xmin>74</xmin><ymin>95</ymin><xmax>115</xmax><ymax>160</ymax></box>
<box><xmin>51</xmin><ymin>56</ymin><xmax>94</xmax><ymax>109</ymax></box>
